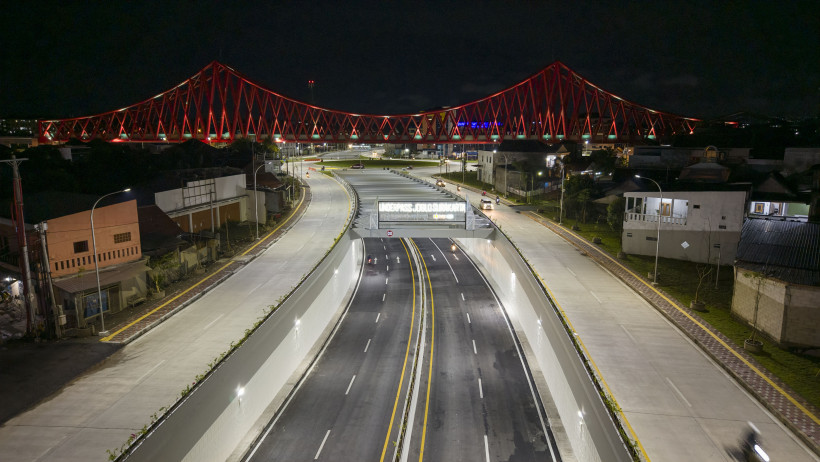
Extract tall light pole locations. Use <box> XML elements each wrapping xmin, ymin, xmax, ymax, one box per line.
<box><xmin>635</xmin><ymin>175</ymin><xmax>662</xmax><ymax>285</ymax></box>
<box><xmin>559</xmin><ymin>162</ymin><xmax>565</xmax><ymax>224</ymax></box>
<box><xmin>253</xmin><ymin>162</ymin><xmax>270</xmax><ymax>240</ymax></box>
<box><xmin>91</xmin><ymin>187</ymin><xmax>131</xmax><ymax>335</ymax></box>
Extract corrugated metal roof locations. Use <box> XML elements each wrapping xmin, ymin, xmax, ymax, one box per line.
<box><xmin>52</xmin><ymin>260</ymin><xmax>150</xmax><ymax>294</ymax></box>
<box><xmin>735</xmin><ymin>219</ymin><xmax>820</xmax><ymax>286</ymax></box>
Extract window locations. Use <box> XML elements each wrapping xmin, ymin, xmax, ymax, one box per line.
<box><xmin>661</xmin><ymin>203</ymin><xmax>672</xmax><ymax>216</ymax></box>
<box><xmin>82</xmin><ymin>256</ymin><xmax>86</xmax><ymax>265</ymax></box>
<box><xmin>754</xmin><ymin>203</ymin><xmax>764</xmax><ymax>213</ymax></box>
<box><xmin>114</xmin><ymin>232</ymin><xmax>131</xmax><ymax>243</ymax></box>
<box><xmin>693</xmin><ymin>204</ymin><xmax>700</xmax><ymax>209</ymax></box>
<box><xmin>74</xmin><ymin>241</ymin><xmax>89</xmax><ymax>253</ymax></box>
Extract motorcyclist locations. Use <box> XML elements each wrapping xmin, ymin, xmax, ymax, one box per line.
<box><xmin>739</xmin><ymin>422</ymin><xmax>768</xmax><ymax>461</ymax></box>
<box><xmin>496</xmin><ymin>195</ymin><xmax>500</xmax><ymax>205</ymax></box>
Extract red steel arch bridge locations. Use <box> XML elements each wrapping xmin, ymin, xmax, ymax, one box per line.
<box><xmin>38</xmin><ymin>61</ymin><xmax>699</xmax><ymax>145</ymax></box>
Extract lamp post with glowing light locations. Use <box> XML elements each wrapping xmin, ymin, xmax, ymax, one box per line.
<box><xmin>91</xmin><ymin>188</ymin><xmax>131</xmax><ymax>335</ymax></box>
<box><xmin>635</xmin><ymin>175</ymin><xmax>662</xmax><ymax>285</ymax></box>
<box><xmin>253</xmin><ymin>162</ymin><xmax>271</xmax><ymax>239</ymax></box>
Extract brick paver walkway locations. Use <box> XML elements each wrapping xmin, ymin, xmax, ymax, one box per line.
<box><xmin>101</xmin><ymin>190</ymin><xmax>312</xmax><ymax>344</ymax></box>
<box><xmin>526</xmin><ymin>211</ymin><xmax>820</xmax><ymax>453</ymax></box>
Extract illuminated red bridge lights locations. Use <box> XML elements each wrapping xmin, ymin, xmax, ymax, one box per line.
<box><xmin>38</xmin><ymin>61</ymin><xmax>698</xmax><ymax>145</ymax></box>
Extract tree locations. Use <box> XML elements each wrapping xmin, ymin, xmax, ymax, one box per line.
<box><xmin>563</xmin><ymin>174</ymin><xmax>595</xmax><ymax>220</ymax></box>
<box><xmin>606</xmin><ymin>196</ymin><xmax>626</xmax><ymax>232</ymax></box>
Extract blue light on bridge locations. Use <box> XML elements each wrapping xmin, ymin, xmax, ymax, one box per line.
<box><xmin>456</xmin><ymin>121</ymin><xmax>503</xmax><ymax>129</ymax></box>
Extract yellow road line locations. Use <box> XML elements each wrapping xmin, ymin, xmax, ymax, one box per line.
<box><xmin>545</xmin><ymin>214</ymin><xmax>820</xmax><ymax>427</ymax></box>
<box><xmin>531</xmin><ymin>211</ymin><xmax>820</xmax><ymax>438</ymax></box>
<box><xmin>519</xmin><ymin>213</ymin><xmax>649</xmax><ymax>459</ymax></box>
<box><xmin>411</xmin><ymin>239</ymin><xmax>435</xmax><ymax>462</ymax></box>
<box><xmin>380</xmin><ymin>238</ymin><xmax>416</xmax><ymax>461</ymax></box>
<box><xmin>100</xmin><ymin>192</ymin><xmax>306</xmax><ymax>342</ymax></box>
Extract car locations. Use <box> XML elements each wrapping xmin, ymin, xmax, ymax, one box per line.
<box><xmin>351</xmin><ymin>163</ymin><xmax>365</xmax><ymax>169</ymax></box>
<box><xmin>480</xmin><ymin>198</ymin><xmax>493</xmax><ymax>210</ymax></box>
<box><xmin>405</xmin><ymin>165</ymin><xmax>413</xmax><ymax>170</ymax></box>
<box><xmin>436</xmin><ymin>179</ymin><xmax>445</xmax><ymax>187</ymax></box>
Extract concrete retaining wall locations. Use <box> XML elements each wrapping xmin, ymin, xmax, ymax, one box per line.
<box><xmin>123</xmin><ymin>233</ymin><xmax>362</xmax><ymax>461</ymax></box>
<box><xmin>458</xmin><ymin>235</ymin><xmax>631</xmax><ymax>462</ymax></box>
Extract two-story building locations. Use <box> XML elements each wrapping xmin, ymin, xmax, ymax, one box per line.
<box><xmin>154</xmin><ymin>173</ymin><xmax>253</xmax><ymax>234</ymax></box>
<box><xmin>622</xmin><ymin>189</ymin><xmax>748</xmax><ymax>265</ymax></box>
<box><xmin>0</xmin><ymin>192</ymin><xmax>149</xmax><ymax>333</ymax></box>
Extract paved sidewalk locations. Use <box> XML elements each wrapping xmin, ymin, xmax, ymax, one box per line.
<box><xmin>426</xmin><ymin>170</ymin><xmax>819</xmax><ymax>461</ymax></box>
<box><xmin>528</xmin><ymin>212</ymin><xmax>820</xmax><ymax>453</ymax></box>
<box><xmin>0</xmin><ymin>173</ymin><xmax>351</xmax><ymax>462</ymax></box>
<box><xmin>101</xmin><ymin>190</ymin><xmax>312</xmax><ymax>344</ymax></box>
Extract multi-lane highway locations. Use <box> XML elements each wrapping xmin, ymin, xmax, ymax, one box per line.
<box><xmin>246</xmin><ymin>236</ymin><xmax>558</xmax><ymax>461</ymax></box>
<box><xmin>403</xmin><ymin>237</ymin><xmax>557</xmax><ymax>462</ymax></box>
<box><xmin>247</xmin><ymin>238</ymin><xmax>419</xmax><ymax>461</ymax></box>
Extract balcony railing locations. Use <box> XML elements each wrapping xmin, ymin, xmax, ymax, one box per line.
<box><xmin>626</xmin><ymin>212</ymin><xmax>686</xmax><ymax>225</ymax></box>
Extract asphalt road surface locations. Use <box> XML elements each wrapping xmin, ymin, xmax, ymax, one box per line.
<box><xmin>403</xmin><ymin>237</ymin><xmax>559</xmax><ymax>462</ymax></box>
<box><xmin>246</xmin><ymin>237</ymin><xmax>420</xmax><ymax>461</ymax></box>
<box><xmin>246</xmin><ymin>236</ymin><xmax>559</xmax><ymax>461</ymax></box>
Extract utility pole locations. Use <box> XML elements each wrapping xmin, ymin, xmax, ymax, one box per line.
<box><xmin>37</xmin><ymin>222</ymin><xmax>61</xmax><ymax>338</ymax></box>
<box><xmin>1</xmin><ymin>155</ymin><xmax>34</xmax><ymax>333</ymax></box>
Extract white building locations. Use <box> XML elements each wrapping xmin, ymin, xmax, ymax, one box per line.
<box><xmin>154</xmin><ymin>173</ymin><xmax>255</xmax><ymax>233</ymax></box>
<box><xmin>622</xmin><ymin>190</ymin><xmax>748</xmax><ymax>265</ymax></box>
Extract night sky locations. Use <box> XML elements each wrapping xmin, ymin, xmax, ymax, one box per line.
<box><xmin>2</xmin><ymin>1</ymin><xmax>818</xmax><ymax>120</ymax></box>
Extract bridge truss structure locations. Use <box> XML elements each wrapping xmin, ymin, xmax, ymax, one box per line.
<box><xmin>39</xmin><ymin>61</ymin><xmax>698</xmax><ymax>145</ymax></box>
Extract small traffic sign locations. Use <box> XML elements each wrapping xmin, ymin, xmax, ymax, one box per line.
<box><xmin>386</xmin><ymin>230</ymin><xmax>393</xmax><ymax>237</ymax></box>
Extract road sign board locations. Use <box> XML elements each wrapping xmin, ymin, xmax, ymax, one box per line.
<box><xmin>386</xmin><ymin>230</ymin><xmax>393</xmax><ymax>237</ymax></box>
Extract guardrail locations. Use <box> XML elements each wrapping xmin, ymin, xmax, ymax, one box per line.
<box><xmin>457</xmin><ymin>231</ymin><xmax>634</xmax><ymax>461</ymax></box>
<box><xmin>118</xmin><ymin>175</ymin><xmax>362</xmax><ymax>461</ymax></box>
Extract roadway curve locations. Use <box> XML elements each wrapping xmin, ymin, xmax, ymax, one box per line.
<box><xmin>403</xmin><ymin>237</ymin><xmax>558</xmax><ymax>462</ymax></box>
<box><xmin>245</xmin><ymin>236</ymin><xmax>559</xmax><ymax>461</ymax></box>
<box><xmin>246</xmin><ymin>238</ymin><xmax>419</xmax><ymax>461</ymax></box>
<box><xmin>0</xmin><ymin>171</ymin><xmax>352</xmax><ymax>462</ymax></box>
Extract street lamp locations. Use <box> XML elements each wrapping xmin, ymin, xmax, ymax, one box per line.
<box><xmin>91</xmin><ymin>187</ymin><xmax>131</xmax><ymax>335</ymax></box>
<box><xmin>253</xmin><ymin>162</ymin><xmax>271</xmax><ymax>240</ymax></box>
<box><xmin>559</xmin><ymin>162</ymin><xmax>565</xmax><ymax>224</ymax></box>
<box><xmin>635</xmin><ymin>175</ymin><xmax>662</xmax><ymax>285</ymax></box>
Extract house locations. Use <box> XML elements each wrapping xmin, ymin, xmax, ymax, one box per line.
<box><xmin>621</xmin><ymin>188</ymin><xmax>748</xmax><ymax>265</ymax></box>
<box><xmin>153</xmin><ymin>172</ymin><xmax>253</xmax><ymax>234</ymax></box>
<box><xmin>731</xmin><ymin>220</ymin><xmax>820</xmax><ymax>348</ymax></box>
<box><xmin>0</xmin><ymin>192</ymin><xmax>149</xmax><ymax>333</ymax></box>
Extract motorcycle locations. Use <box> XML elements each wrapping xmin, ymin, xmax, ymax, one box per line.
<box><xmin>496</xmin><ymin>196</ymin><xmax>500</xmax><ymax>205</ymax></box>
<box><xmin>450</xmin><ymin>243</ymin><xmax>457</xmax><ymax>253</ymax></box>
<box><xmin>739</xmin><ymin>424</ymin><xmax>769</xmax><ymax>462</ymax></box>
<box><xmin>457</xmin><ymin>185</ymin><xmax>461</xmax><ymax>192</ymax></box>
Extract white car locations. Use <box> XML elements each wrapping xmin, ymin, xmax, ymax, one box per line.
<box><xmin>480</xmin><ymin>198</ymin><xmax>493</xmax><ymax>210</ymax></box>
